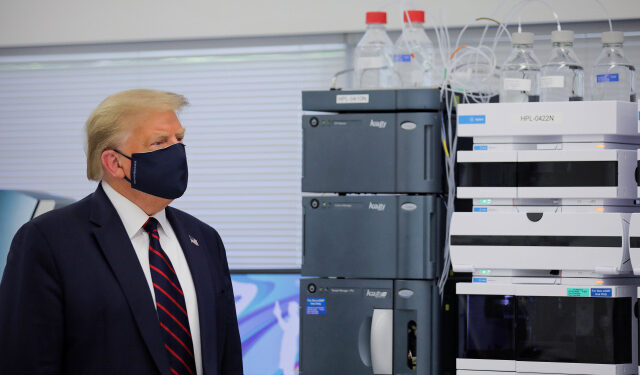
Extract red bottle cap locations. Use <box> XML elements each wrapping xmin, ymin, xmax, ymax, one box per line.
<box><xmin>366</xmin><ymin>11</ymin><xmax>387</xmax><ymax>24</ymax></box>
<box><xmin>403</xmin><ymin>10</ymin><xmax>425</xmax><ymax>23</ymax></box>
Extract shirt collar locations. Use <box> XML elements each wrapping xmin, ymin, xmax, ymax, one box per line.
<box><xmin>154</xmin><ymin>208</ymin><xmax>171</xmax><ymax>237</ymax></box>
<box><xmin>101</xmin><ymin>181</ymin><xmax>168</xmax><ymax>239</ymax></box>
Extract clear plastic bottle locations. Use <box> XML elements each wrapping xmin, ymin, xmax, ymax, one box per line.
<box><xmin>353</xmin><ymin>11</ymin><xmax>394</xmax><ymax>89</ymax></box>
<box><xmin>540</xmin><ymin>30</ymin><xmax>584</xmax><ymax>102</ymax></box>
<box><xmin>499</xmin><ymin>32</ymin><xmax>541</xmax><ymax>102</ymax></box>
<box><xmin>392</xmin><ymin>10</ymin><xmax>434</xmax><ymax>87</ymax></box>
<box><xmin>592</xmin><ymin>31</ymin><xmax>636</xmax><ymax>102</ymax></box>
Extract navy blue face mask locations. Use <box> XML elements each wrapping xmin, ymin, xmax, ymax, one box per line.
<box><xmin>114</xmin><ymin>143</ymin><xmax>188</xmax><ymax>199</ymax></box>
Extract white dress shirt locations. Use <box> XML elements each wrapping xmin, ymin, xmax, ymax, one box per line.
<box><xmin>102</xmin><ymin>181</ymin><xmax>202</xmax><ymax>375</ymax></box>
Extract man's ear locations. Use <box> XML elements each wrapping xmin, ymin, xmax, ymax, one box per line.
<box><xmin>101</xmin><ymin>150</ymin><xmax>126</xmax><ymax>179</ymax></box>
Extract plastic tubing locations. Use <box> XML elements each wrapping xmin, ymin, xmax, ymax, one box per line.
<box><xmin>453</xmin><ymin>16</ymin><xmax>511</xmax><ymax>95</ymax></box>
<box><xmin>448</xmin><ymin>15</ymin><xmax>506</xmax><ymax>95</ymax></box>
<box><xmin>488</xmin><ymin>1</ymin><xmax>528</xmax><ymax>52</ymax></box>
<box><xmin>486</xmin><ymin>0</ymin><xmax>560</xmax><ymax>54</ymax></box>
<box><xmin>513</xmin><ymin>0</ymin><xmax>562</xmax><ymax>31</ymax></box>
<box><xmin>449</xmin><ymin>45</ymin><xmax>497</xmax><ymax>95</ymax></box>
<box><xmin>493</xmin><ymin>0</ymin><xmax>562</xmax><ymax>52</ymax></box>
<box><xmin>592</xmin><ymin>0</ymin><xmax>613</xmax><ymax>31</ymax></box>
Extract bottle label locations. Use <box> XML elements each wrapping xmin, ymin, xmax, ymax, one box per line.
<box><xmin>355</xmin><ymin>56</ymin><xmax>385</xmax><ymax>70</ymax></box>
<box><xmin>503</xmin><ymin>78</ymin><xmax>532</xmax><ymax>91</ymax></box>
<box><xmin>393</xmin><ymin>54</ymin><xmax>413</xmax><ymax>62</ymax></box>
<box><xmin>541</xmin><ymin>76</ymin><xmax>565</xmax><ymax>88</ymax></box>
<box><xmin>596</xmin><ymin>73</ymin><xmax>619</xmax><ymax>83</ymax></box>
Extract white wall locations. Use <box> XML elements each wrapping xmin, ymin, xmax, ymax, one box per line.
<box><xmin>1</xmin><ymin>0</ymin><xmax>639</xmax><ymax>47</ymax></box>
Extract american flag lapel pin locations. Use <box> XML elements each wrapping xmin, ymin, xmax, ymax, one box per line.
<box><xmin>189</xmin><ymin>235</ymin><xmax>200</xmax><ymax>247</ymax></box>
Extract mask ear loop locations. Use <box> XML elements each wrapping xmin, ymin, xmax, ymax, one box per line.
<box><xmin>112</xmin><ymin>149</ymin><xmax>133</xmax><ymax>183</ymax></box>
<box><xmin>112</xmin><ymin>149</ymin><xmax>131</xmax><ymax>160</ymax></box>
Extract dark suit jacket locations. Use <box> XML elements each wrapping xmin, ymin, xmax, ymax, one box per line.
<box><xmin>0</xmin><ymin>184</ymin><xmax>243</xmax><ymax>375</ymax></box>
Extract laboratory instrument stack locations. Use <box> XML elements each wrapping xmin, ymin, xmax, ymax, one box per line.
<box><xmin>298</xmin><ymin>88</ymin><xmax>446</xmax><ymax>375</ymax></box>
<box><xmin>450</xmin><ymin>100</ymin><xmax>640</xmax><ymax>375</ymax></box>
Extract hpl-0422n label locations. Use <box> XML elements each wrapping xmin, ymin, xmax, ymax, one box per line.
<box><xmin>514</xmin><ymin>113</ymin><xmax>563</xmax><ymax>125</ymax></box>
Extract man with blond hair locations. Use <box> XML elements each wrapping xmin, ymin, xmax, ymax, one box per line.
<box><xmin>0</xmin><ymin>89</ymin><xmax>243</xmax><ymax>375</ymax></box>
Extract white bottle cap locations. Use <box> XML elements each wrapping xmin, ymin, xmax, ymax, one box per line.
<box><xmin>511</xmin><ymin>32</ymin><xmax>534</xmax><ymax>45</ymax></box>
<box><xmin>601</xmin><ymin>31</ymin><xmax>624</xmax><ymax>44</ymax></box>
<box><xmin>551</xmin><ymin>30</ymin><xmax>574</xmax><ymax>43</ymax></box>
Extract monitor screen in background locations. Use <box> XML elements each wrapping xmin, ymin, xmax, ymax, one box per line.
<box><xmin>231</xmin><ymin>273</ymin><xmax>300</xmax><ymax>375</ymax></box>
<box><xmin>0</xmin><ymin>191</ymin><xmax>39</xmax><ymax>277</ymax></box>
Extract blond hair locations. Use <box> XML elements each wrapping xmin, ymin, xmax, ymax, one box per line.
<box><xmin>85</xmin><ymin>89</ymin><xmax>188</xmax><ymax>181</ymax></box>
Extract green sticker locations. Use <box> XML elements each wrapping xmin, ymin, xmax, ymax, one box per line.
<box><xmin>567</xmin><ymin>288</ymin><xmax>589</xmax><ymax>297</ymax></box>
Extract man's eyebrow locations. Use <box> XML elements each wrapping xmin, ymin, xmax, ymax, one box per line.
<box><xmin>150</xmin><ymin>133</ymin><xmax>170</xmax><ymax>139</ymax></box>
<box><xmin>149</xmin><ymin>128</ymin><xmax>185</xmax><ymax>142</ymax></box>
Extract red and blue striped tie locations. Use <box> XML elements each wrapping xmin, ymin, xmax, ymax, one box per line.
<box><xmin>143</xmin><ymin>217</ymin><xmax>196</xmax><ymax>375</ymax></box>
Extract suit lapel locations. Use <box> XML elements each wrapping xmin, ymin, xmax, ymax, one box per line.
<box><xmin>166</xmin><ymin>207</ymin><xmax>219</xmax><ymax>375</ymax></box>
<box><xmin>89</xmin><ymin>185</ymin><xmax>170</xmax><ymax>375</ymax></box>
